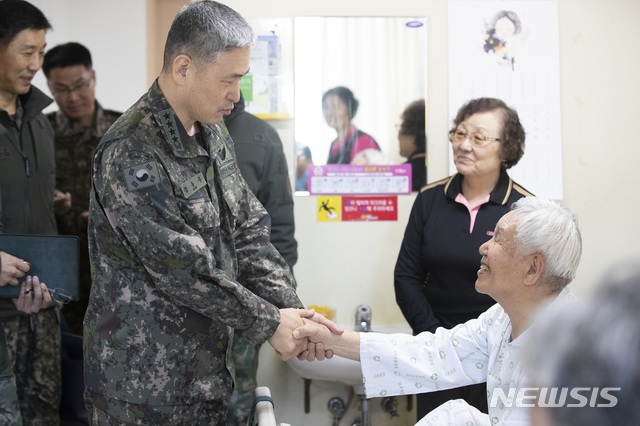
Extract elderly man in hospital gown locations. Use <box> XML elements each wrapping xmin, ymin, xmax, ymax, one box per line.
<box><xmin>294</xmin><ymin>197</ymin><xmax>582</xmax><ymax>425</ymax></box>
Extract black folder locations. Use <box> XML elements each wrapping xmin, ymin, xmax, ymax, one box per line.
<box><xmin>0</xmin><ymin>234</ymin><xmax>79</xmax><ymax>300</ymax></box>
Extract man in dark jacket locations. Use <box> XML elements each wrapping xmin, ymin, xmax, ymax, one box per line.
<box><xmin>0</xmin><ymin>1</ymin><xmax>62</xmax><ymax>424</ymax></box>
<box><xmin>224</xmin><ymin>92</ymin><xmax>298</xmax><ymax>425</ymax></box>
<box><xmin>224</xmin><ymin>93</ymin><xmax>297</xmax><ymax>269</ymax></box>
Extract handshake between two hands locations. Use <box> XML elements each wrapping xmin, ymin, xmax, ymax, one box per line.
<box><xmin>268</xmin><ymin>308</ymin><xmax>344</xmax><ymax>362</ymax></box>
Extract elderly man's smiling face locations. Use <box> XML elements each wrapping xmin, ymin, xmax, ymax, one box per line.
<box><xmin>475</xmin><ymin>211</ymin><xmax>530</xmax><ymax>301</ymax></box>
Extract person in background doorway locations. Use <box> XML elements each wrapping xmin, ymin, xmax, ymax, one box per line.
<box><xmin>223</xmin><ymin>91</ymin><xmax>298</xmax><ymax>426</ymax></box>
<box><xmin>0</xmin><ymin>1</ymin><xmax>62</xmax><ymax>424</ymax></box>
<box><xmin>224</xmin><ymin>92</ymin><xmax>297</xmax><ymax>271</ymax></box>
<box><xmin>84</xmin><ymin>2</ymin><xmax>338</xmax><ymax>423</ymax></box>
<box><xmin>322</xmin><ymin>86</ymin><xmax>381</xmax><ymax>164</ymax></box>
<box><xmin>43</xmin><ymin>41</ymin><xmax>122</xmax><ymax>336</ymax></box>
<box><xmin>394</xmin><ymin>97</ymin><xmax>532</xmax><ymax>421</ymax></box>
<box><xmin>524</xmin><ymin>259</ymin><xmax>640</xmax><ymax>426</ymax></box>
<box><xmin>397</xmin><ymin>99</ymin><xmax>427</xmax><ymax>191</ymax></box>
<box><xmin>296</xmin><ymin>197</ymin><xmax>582</xmax><ymax>426</ymax></box>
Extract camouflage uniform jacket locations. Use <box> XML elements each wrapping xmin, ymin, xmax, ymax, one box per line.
<box><xmin>48</xmin><ymin>102</ymin><xmax>121</xmax><ymax>238</ymax></box>
<box><xmin>48</xmin><ymin>103</ymin><xmax>121</xmax><ymax>333</ymax></box>
<box><xmin>85</xmin><ymin>80</ymin><xmax>301</xmax><ymax>405</ymax></box>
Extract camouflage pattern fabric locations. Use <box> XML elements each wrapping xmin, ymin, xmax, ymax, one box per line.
<box><xmin>85</xmin><ymin>81</ymin><xmax>301</xmax><ymax>421</ymax></box>
<box><xmin>85</xmin><ymin>389</ymin><xmax>226</xmax><ymax>425</ymax></box>
<box><xmin>47</xmin><ymin>103</ymin><xmax>121</xmax><ymax>335</ymax></box>
<box><xmin>1</xmin><ymin>309</ymin><xmax>61</xmax><ymax>425</ymax></box>
<box><xmin>0</xmin><ymin>329</ymin><xmax>22</xmax><ymax>425</ymax></box>
<box><xmin>226</xmin><ymin>333</ymin><xmax>261</xmax><ymax>426</ymax></box>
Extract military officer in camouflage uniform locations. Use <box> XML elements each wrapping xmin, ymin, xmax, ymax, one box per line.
<box><xmin>42</xmin><ymin>42</ymin><xmax>122</xmax><ymax>335</ymax></box>
<box><xmin>84</xmin><ymin>2</ymin><xmax>337</xmax><ymax>424</ymax></box>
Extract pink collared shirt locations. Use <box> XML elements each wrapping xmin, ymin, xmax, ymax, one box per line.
<box><xmin>455</xmin><ymin>193</ymin><xmax>491</xmax><ymax>233</ymax></box>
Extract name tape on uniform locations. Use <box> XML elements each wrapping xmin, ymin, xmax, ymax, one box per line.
<box><xmin>180</xmin><ymin>173</ymin><xmax>207</xmax><ymax>199</ymax></box>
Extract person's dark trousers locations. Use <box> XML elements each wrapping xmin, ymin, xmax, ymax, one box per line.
<box><xmin>60</xmin><ymin>317</ymin><xmax>89</xmax><ymax>425</ymax></box>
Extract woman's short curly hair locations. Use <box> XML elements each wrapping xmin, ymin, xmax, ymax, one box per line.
<box><xmin>452</xmin><ymin>97</ymin><xmax>525</xmax><ymax>169</ymax></box>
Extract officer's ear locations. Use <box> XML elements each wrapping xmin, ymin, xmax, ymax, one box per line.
<box><xmin>172</xmin><ymin>54</ymin><xmax>192</xmax><ymax>85</ymax></box>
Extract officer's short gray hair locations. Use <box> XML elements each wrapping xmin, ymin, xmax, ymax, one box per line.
<box><xmin>162</xmin><ymin>0</ymin><xmax>256</xmax><ymax>72</ymax></box>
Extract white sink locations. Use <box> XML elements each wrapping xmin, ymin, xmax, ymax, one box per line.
<box><xmin>288</xmin><ymin>354</ymin><xmax>365</xmax><ymax>390</ymax></box>
<box><xmin>287</xmin><ymin>325</ymin><xmax>411</xmax><ymax>395</ymax></box>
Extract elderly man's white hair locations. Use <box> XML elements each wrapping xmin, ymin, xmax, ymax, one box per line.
<box><xmin>509</xmin><ymin>197</ymin><xmax>582</xmax><ymax>291</ymax></box>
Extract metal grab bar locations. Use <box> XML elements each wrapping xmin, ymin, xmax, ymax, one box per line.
<box><xmin>254</xmin><ymin>386</ymin><xmax>291</xmax><ymax>426</ymax></box>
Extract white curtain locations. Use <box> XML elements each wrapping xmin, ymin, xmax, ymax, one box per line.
<box><xmin>294</xmin><ymin>17</ymin><xmax>427</xmax><ymax>165</ymax></box>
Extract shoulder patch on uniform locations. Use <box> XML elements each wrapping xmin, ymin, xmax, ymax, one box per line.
<box><xmin>124</xmin><ymin>161</ymin><xmax>162</xmax><ymax>191</ymax></box>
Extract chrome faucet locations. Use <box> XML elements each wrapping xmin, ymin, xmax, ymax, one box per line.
<box><xmin>355</xmin><ymin>304</ymin><xmax>372</xmax><ymax>332</ymax></box>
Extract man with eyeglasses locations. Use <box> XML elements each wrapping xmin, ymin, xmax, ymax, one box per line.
<box><xmin>43</xmin><ymin>42</ymin><xmax>121</xmax><ymax>336</ymax></box>
<box><xmin>0</xmin><ymin>1</ymin><xmax>63</xmax><ymax>424</ymax></box>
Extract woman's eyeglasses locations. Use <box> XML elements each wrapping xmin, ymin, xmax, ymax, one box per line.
<box><xmin>448</xmin><ymin>129</ymin><xmax>501</xmax><ymax>147</ymax></box>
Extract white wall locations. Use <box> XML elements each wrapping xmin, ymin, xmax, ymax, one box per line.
<box><xmin>30</xmin><ymin>0</ymin><xmax>146</xmax><ymax>114</ymax></box>
<box><xmin>28</xmin><ymin>0</ymin><xmax>640</xmax><ymax>425</ymax></box>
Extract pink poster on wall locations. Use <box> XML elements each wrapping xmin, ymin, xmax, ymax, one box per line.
<box><xmin>308</xmin><ymin>164</ymin><xmax>412</xmax><ymax>195</ymax></box>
